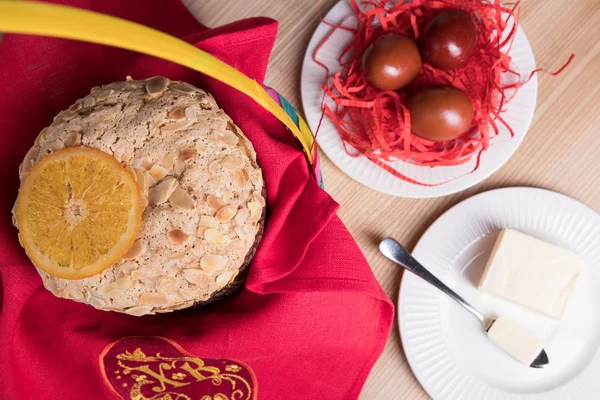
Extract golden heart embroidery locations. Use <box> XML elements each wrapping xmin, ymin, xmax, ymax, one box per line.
<box><xmin>100</xmin><ymin>336</ymin><xmax>257</xmax><ymax>400</ymax></box>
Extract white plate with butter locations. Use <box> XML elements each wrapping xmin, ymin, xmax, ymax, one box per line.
<box><xmin>399</xmin><ymin>187</ymin><xmax>600</xmax><ymax>399</ymax></box>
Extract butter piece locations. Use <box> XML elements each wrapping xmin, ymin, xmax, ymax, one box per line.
<box><xmin>479</xmin><ymin>229</ymin><xmax>582</xmax><ymax>319</ymax></box>
<box><xmin>487</xmin><ymin>316</ymin><xmax>545</xmax><ymax>365</ymax></box>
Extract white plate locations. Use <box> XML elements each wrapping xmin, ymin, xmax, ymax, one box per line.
<box><xmin>399</xmin><ymin>187</ymin><xmax>600</xmax><ymax>399</ymax></box>
<box><xmin>301</xmin><ymin>1</ymin><xmax>538</xmax><ymax>198</ymax></box>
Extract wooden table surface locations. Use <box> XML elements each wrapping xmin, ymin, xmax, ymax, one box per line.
<box><xmin>183</xmin><ymin>0</ymin><xmax>600</xmax><ymax>398</ymax></box>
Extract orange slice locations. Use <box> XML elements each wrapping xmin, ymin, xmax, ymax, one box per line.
<box><xmin>16</xmin><ymin>146</ymin><xmax>142</xmax><ymax>280</ymax></box>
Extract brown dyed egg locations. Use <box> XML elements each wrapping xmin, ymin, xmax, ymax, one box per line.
<box><xmin>407</xmin><ymin>86</ymin><xmax>474</xmax><ymax>141</ymax></box>
<box><xmin>362</xmin><ymin>34</ymin><xmax>422</xmax><ymax>91</ymax></box>
<box><xmin>420</xmin><ymin>10</ymin><xmax>478</xmax><ymax>70</ymax></box>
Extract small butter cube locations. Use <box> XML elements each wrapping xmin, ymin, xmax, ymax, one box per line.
<box><xmin>478</xmin><ymin>229</ymin><xmax>582</xmax><ymax>319</ymax></box>
<box><xmin>487</xmin><ymin>316</ymin><xmax>545</xmax><ymax>365</ymax></box>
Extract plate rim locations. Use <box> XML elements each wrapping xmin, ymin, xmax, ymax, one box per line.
<box><xmin>300</xmin><ymin>0</ymin><xmax>539</xmax><ymax>198</ymax></box>
<box><xmin>397</xmin><ymin>186</ymin><xmax>600</xmax><ymax>399</ymax></box>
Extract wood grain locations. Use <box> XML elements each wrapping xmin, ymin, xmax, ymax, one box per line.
<box><xmin>183</xmin><ymin>1</ymin><xmax>600</xmax><ymax>398</ymax></box>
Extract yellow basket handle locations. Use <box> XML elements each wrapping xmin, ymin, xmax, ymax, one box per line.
<box><xmin>0</xmin><ymin>1</ymin><xmax>314</xmax><ymax>163</ymax></box>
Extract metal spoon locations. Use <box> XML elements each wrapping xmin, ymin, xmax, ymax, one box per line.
<box><xmin>380</xmin><ymin>237</ymin><xmax>549</xmax><ymax>368</ymax></box>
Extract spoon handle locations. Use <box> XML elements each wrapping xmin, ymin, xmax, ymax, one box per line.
<box><xmin>379</xmin><ymin>238</ymin><xmax>484</xmax><ymax>322</ymax></box>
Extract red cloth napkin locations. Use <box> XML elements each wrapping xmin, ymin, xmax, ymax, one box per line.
<box><xmin>0</xmin><ymin>1</ymin><xmax>394</xmax><ymax>399</ymax></box>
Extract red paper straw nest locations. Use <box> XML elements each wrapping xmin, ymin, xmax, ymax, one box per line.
<box><xmin>314</xmin><ymin>0</ymin><xmax>571</xmax><ymax>185</ymax></box>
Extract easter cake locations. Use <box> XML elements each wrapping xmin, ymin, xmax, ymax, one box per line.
<box><xmin>13</xmin><ymin>76</ymin><xmax>266</xmax><ymax>316</ymax></box>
